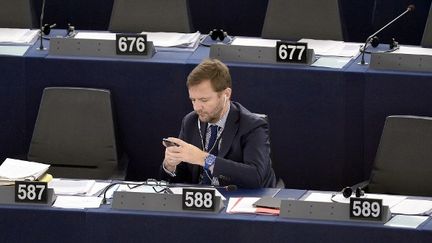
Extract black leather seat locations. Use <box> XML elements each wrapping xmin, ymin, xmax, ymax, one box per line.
<box><xmin>108</xmin><ymin>0</ymin><xmax>193</xmax><ymax>33</ymax></box>
<box><xmin>28</xmin><ymin>87</ymin><xmax>125</xmax><ymax>179</ymax></box>
<box><xmin>261</xmin><ymin>0</ymin><xmax>343</xmax><ymax>41</ymax></box>
<box><xmin>366</xmin><ymin>115</ymin><xmax>432</xmax><ymax>196</ymax></box>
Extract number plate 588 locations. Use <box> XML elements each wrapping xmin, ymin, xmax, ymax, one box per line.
<box><xmin>182</xmin><ymin>188</ymin><xmax>215</xmax><ymax>211</ymax></box>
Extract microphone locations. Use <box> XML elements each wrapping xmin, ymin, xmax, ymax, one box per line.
<box><xmin>224</xmin><ymin>184</ymin><xmax>238</xmax><ymax>192</ymax></box>
<box><xmin>37</xmin><ymin>0</ymin><xmax>47</xmax><ymax>51</ymax></box>
<box><xmin>359</xmin><ymin>4</ymin><xmax>415</xmax><ymax>65</ymax></box>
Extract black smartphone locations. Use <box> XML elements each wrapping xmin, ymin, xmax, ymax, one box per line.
<box><xmin>163</xmin><ymin>138</ymin><xmax>179</xmax><ymax>147</ymax></box>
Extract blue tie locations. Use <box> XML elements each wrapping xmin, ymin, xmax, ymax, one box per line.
<box><xmin>207</xmin><ymin>125</ymin><xmax>219</xmax><ymax>155</ymax></box>
<box><xmin>201</xmin><ymin>125</ymin><xmax>219</xmax><ymax>184</ymax></box>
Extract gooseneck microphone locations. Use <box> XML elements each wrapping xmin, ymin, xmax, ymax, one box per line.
<box><xmin>224</xmin><ymin>184</ymin><xmax>238</xmax><ymax>192</ymax></box>
<box><xmin>37</xmin><ymin>0</ymin><xmax>47</xmax><ymax>51</ymax></box>
<box><xmin>359</xmin><ymin>4</ymin><xmax>415</xmax><ymax>65</ymax></box>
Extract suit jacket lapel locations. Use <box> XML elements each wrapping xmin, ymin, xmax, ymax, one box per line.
<box><xmin>219</xmin><ymin>103</ymin><xmax>239</xmax><ymax>157</ymax></box>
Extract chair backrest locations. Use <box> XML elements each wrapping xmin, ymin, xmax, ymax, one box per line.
<box><xmin>253</xmin><ymin>113</ymin><xmax>284</xmax><ymax>188</ymax></box>
<box><xmin>422</xmin><ymin>4</ymin><xmax>432</xmax><ymax>47</ymax></box>
<box><xmin>261</xmin><ymin>0</ymin><xmax>343</xmax><ymax>41</ymax></box>
<box><xmin>108</xmin><ymin>0</ymin><xmax>192</xmax><ymax>33</ymax></box>
<box><xmin>0</xmin><ymin>0</ymin><xmax>35</xmax><ymax>28</ymax></box>
<box><xmin>28</xmin><ymin>87</ymin><xmax>119</xmax><ymax>179</ymax></box>
<box><xmin>367</xmin><ymin>115</ymin><xmax>432</xmax><ymax>196</ymax></box>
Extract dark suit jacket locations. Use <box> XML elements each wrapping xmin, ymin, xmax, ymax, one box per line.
<box><xmin>161</xmin><ymin>102</ymin><xmax>276</xmax><ymax>188</ymax></box>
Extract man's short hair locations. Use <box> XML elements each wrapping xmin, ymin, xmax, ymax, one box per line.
<box><xmin>187</xmin><ymin>59</ymin><xmax>232</xmax><ymax>92</ymax></box>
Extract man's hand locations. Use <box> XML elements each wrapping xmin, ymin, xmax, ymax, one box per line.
<box><xmin>163</xmin><ymin>137</ymin><xmax>208</xmax><ymax>167</ymax></box>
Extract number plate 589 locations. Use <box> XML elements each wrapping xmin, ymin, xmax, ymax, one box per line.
<box><xmin>182</xmin><ymin>188</ymin><xmax>215</xmax><ymax>211</ymax></box>
<box><xmin>350</xmin><ymin>198</ymin><xmax>383</xmax><ymax>220</ymax></box>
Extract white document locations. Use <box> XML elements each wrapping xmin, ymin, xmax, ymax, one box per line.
<box><xmin>0</xmin><ymin>28</ymin><xmax>39</xmax><ymax>45</ymax></box>
<box><xmin>52</xmin><ymin>195</ymin><xmax>102</xmax><ymax>209</ymax></box>
<box><xmin>141</xmin><ymin>31</ymin><xmax>200</xmax><ymax>48</ymax></box>
<box><xmin>169</xmin><ymin>187</ymin><xmax>226</xmax><ymax>201</ymax></box>
<box><xmin>226</xmin><ymin>197</ymin><xmax>260</xmax><ymax>213</ymax></box>
<box><xmin>312</xmin><ymin>56</ymin><xmax>352</xmax><ymax>69</ymax></box>
<box><xmin>331</xmin><ymin>193</ymin><xmax>406</xmax><ymax>208</ymax></box>
<box><xmin>385</xmin><ymin>215</ymin><xmax>429</xmax><ymax>229</ymax></box>
<box><xmin>394</xmin><ymin>45</ymin><xmax>432</xmax><ymax>56</ymax></box>
<box><xmin>74</xmin><ymin>32</ymin><xmax>115</xmax><ymax>40</ymax></box>
<box><xmin>0</xmin><ymin>45</ymin><xmax>30</xmax><ymax>56</ymax></box>
<box><xmin>75</xmin><ymin>31</ymin><xmax>200</xmax><ymax>50</ymax></box>
<box><xmin>231</xmin><ymin>37</ymin><xmax>279</xmax><ymax>47</ymax></box>
<box><xmin>48</xmin><ymin>179</ymin><xmax>96</xmax><ymax>195</ymax></box>
<box><xmin>0</xmin><ymin>158</ymin><xmax>50</xmax><ymax>182</ymax></box>
<box><xmin>391</xmin><ymin>199</ymin><xmax>432</xmax><ymax>215</ymax></box>
<box><xmin>299</xmin><ymin>38</ymin><xmax>361</xmax><ymax>57</ymax></box>
<box><xmin>303</xmin><ymin>192</ymin><xmax>333</xmax><ymax>202</ymax></box>
<box><xmin>87</xmin><ymin>181</ymin><xmax>111</xmax><ymax>196</ymax></box>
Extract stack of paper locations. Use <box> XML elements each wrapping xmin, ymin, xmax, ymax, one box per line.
<box><xmin>0</xmin><ymin>158</ymin><xmax>50</xmax><ymax>185</ymax></box>
<box><xmin>231</xmin><ymin>37</ymin><xmax>278</xmax><ymax>47</ymax></box>
<box><xmin>390</xmin><ymin>199</ymin><xmax>432</xmax><ymax>215</ymax></box>
<box><xmin>48</xmin><ymin>179</ymin><xmax>96</xmax><ymax>195</ymax></box>
<box><xmin>141</xmin><ymin>31</ymin><xmax>200</xmax><ymax>49</ymax></box>
<box><xmin>226</xmin><ymin>197</ymin><xmax>279</xmax><ymax>215</ymax></box>
<box><xmin>74</xmin><ymin>31</ymin><xmax>201</xmax><ymax>52</ymax></box>
<box><xmin>52</xmin><ymin>195</ymin><xmax>103</xmax><ymax>209</ymax></box>
<box><xmin>299</xmin><ymin>38</ymin><xmax>361</xmax><ymax>57</ymax></box>
<box><xmin>394</xmin><ymin>46</ymin><xmax>432</xmax><ymax>56</ymax></box>
<box><xmin>0</xmin><ymin>28</ymin><xmax>39</xmax><ymax>45</ymax></box>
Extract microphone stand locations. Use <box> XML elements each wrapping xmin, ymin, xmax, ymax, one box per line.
<box><xmin>359</xmin><ymin>5</ymin><xmax>415</xmax><ymax>65</ymax></box>
<box><xmin>37</xmin><ymin>0</ymin><xmax>47</xmax><ymax>51</ymax></box>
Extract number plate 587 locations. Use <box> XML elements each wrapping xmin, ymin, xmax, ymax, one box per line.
<box><xmin>15</xmin><ymin>181</ymin><xmax>48</xmax><ymax>203</ymax></box>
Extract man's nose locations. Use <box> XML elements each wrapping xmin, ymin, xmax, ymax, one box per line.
<box><xmin>193</xmin><ymin>101</ymin><xmax>202</xmax><ymax>111</ymax></box>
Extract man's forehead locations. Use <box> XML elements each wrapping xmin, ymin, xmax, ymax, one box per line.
<box><xmin>189</xmin><ymin>80</ymin><xmax>216</xmax><ymax>94</ymax></box>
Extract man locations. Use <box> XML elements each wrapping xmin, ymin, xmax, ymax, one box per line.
<box><xmin>161</xmin><ymin>59</ymin><xmax>276</xmax><ymax>188</ymax></box>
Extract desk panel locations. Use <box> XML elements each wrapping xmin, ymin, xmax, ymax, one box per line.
<box><xmin>0</xmin><ymin>205</ymin><xmax>86</xmax><ymax>243</ymax></box>
<box><xmin>0</xmin><ymin>188</ymin><xmax>431</xmax><ymax>243</ymax></box>
<box><xmin>0</xmin><ymin>56</ymin><xmax>26</xmax><ymax>162</ymax></box>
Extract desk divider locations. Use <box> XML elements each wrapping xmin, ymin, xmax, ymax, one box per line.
<box><xmin>279</xmin><ymin>199</ymin><xmax>391</xmax><ymax>223</ymax></box>
<box><xmin>111</xmin><ymin>191</ymin><xmax>224</xmax><ymax>213</ymax></box>
<box><xmin>370</xmin><ymin>52</ymin><xmax>432</xmax><ymax>72</ymax></box>
<box><xmin>210</xmin><ymin>44</ymin><xmax>315</xmax><ymax>65</ymax></box>
<box><xmin>49</xmin><ymin>38</ymin><xmax>156</xmax><ymax>59</ymax></box>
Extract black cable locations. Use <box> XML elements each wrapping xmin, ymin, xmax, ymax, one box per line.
<box><xmin>100</xmin><ymin>180</ymin><xmax>171</xmax><ymax>204</ymax></box>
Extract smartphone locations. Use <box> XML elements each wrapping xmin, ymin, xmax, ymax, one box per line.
<box><xmin>163</xmin><ymin>138</ymin><xmax>179</xmax><ymax>147</ymax></box>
